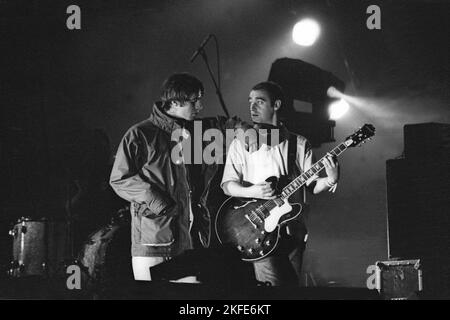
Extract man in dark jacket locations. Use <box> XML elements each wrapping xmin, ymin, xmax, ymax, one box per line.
<box><xmin>110</xmin><ymin>73</ymin><xmax>239</xmax><ymax>281</ymax></box>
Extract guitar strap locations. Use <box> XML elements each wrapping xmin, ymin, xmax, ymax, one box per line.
<box><xmin>287</xmin><ymin>133</ymin><xmax>299</xmax><ymax>179</ymax></box>
<box><xmin>284</xmin><ymin>133</ymin><xmax>307</xmax><ymax>241</ymax></box>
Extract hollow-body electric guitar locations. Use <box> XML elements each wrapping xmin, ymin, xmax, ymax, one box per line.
<box><xmin>215</xmin><ymin>124</ymin><xmax>376</xmax><ymax>261</ymax></box>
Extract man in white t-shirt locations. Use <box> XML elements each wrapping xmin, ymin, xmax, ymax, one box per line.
<box><xmin>221</xmin><ymin>81</ymin><xmax>339</xmax><ymax>286</ymax></box>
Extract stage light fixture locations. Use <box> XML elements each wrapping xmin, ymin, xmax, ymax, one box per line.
<box><xmin>292</xmin><ymin>19</ymin><xmax>321</xmax><ymax>46</ymax></box>
<box><xmin>327</xmin><ymin>86</ymin><xmax>342</xmax><ymax>99</ymax></box>
<box><xmin>268</xmin><ymin>58</ymin><xmax>345</xmax><ymax>147</ymax></box>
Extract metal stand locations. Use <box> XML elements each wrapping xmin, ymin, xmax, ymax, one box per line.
<box><xmin>198</xmin><ymin>46</ymin><xmax>230</xmax><ymax>118</ymax></box>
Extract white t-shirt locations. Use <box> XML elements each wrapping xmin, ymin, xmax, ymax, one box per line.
<box><xmin>221</xmin><ymin>134</ymin><xmax>318</xmax><ymax>189</ymax></box>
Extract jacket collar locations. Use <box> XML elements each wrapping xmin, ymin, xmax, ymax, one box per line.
<box><xmin>149</xmin><ymin>101</ymin><xmax>188</xmax><ymax>133</ymax></box>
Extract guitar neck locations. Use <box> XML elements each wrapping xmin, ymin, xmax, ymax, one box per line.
<box><xmin>280</xmin><ymin>141</ymin><xmax>349</xmax><ymax>199</ymax></box>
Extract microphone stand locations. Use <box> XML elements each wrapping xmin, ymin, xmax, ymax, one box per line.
<box><xmin>198</xmin><ymin>48</ymin><xmax>230</xmax><ymax>118</ymax></box>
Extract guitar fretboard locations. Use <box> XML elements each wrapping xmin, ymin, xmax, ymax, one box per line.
<box><xmin>280</xmin><ymin>141</ymin><xmax>349</xmax><ymax>199</ymax></box>
<box><xmin>247</xmin><ymin>124</ymin><xmax>374</xmax><ymax>222</ymax></box>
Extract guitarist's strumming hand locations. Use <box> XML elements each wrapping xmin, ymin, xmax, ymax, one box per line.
<box><xmin>247</xmin><ymin>182</ymin><xmax>277</xmax><ymax>200</ymax></box>
<box><xmin>222</xmin><ymin>180</ymin><xmax>277</xmax><ymax>200</ymax></box>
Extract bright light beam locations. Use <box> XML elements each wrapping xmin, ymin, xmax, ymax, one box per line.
<box><xmin>329</xmin><ymin>99</ymin><xmax>350</xmax><ymax>120</ymax></box>
<box><xmin>292</xmin><ymin>19</ymin><xmax>321</xmax><ymax>46</ymax></box>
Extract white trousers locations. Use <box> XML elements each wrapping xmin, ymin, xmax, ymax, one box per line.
<box><xmin>132</xmin><ymin>256</ymin><xmax>199</xmax><ymax>283</ymax></box>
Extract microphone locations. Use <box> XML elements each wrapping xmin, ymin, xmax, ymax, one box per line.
<box><xmin>190</xmin><ymin>34</ymin><xmax>212</xmax><ymax>63</ymax></box>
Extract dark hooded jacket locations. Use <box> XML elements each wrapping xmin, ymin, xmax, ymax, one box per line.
<box><xmin>110</xmin><ymin>102</ymin><xmax>242</xmax><ymax>256</ymax></box>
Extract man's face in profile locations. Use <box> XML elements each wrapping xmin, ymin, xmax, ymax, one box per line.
<box><xmin>248</xmin><ymin>89</ymin><xmax>276</xmax><ymax>124</ymax></box>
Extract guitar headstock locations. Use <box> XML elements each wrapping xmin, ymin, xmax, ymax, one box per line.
<box><xmin>345</xmin><ymin>124</ymin><xmax>376</xmax><ymax>147</ymax></box>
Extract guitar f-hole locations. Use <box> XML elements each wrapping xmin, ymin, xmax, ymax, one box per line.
<box><xmin>233</xmin><ymin>200</ymin><xmax>257</xmax><ymax>210</ymax></box>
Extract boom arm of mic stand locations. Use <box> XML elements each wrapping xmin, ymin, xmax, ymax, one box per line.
<box><xmin>199</xmin><ymin>50</ymin><xmax>230</xmax><ymax>118</ymax></box>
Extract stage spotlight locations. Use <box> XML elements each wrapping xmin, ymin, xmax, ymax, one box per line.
<box><xmin>327</xmin><ymin>86</ymin><xmax>342</xmax><ymax>99</ymax></box>
<box><xmin>329</xmin><ymin>99</ymin><xmax>349</xmax><ymax>120</ymax></box>
<box><xmin>292</xmin><ymin>19</ymin><xmax>321</xmax><ymax>46</ymax></box>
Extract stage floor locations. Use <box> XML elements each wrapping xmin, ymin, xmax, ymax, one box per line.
<box><xmin>0</xmin><ymin>276</ymin><xmax>381</xmax><ymax>300</ymax></box>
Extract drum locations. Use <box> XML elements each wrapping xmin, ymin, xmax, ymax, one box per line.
<box><xmin>78</xmin><ymin>208</ymin><xmax>132</xmax><ymax>291</ymax></box>
<box><xmin>9</xmin><ymin>217</ymin><xmax>68</xmax><ymax>277</ymax></box>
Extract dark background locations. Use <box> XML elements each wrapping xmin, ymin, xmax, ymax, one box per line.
<box><xmin>1</xmin><ymin>0</ymin><xmax>449</xmax><ymax>288</ymax></box>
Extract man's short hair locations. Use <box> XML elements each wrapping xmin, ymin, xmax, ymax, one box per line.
<box><xmin>251</xmin><ymin>81</ymin><xmax>284</xmax><ymax>105</ymax></box>
<box><xmin>161</xmin><ymin>73</ymin><xmax>204</xmax><ymax>110</ymax></box>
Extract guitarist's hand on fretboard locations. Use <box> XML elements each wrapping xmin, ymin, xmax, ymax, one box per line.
<box><xmin>323</xmin><ymin>152</ymin><xmax>339</xmax><ymax>183</ymax></box>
